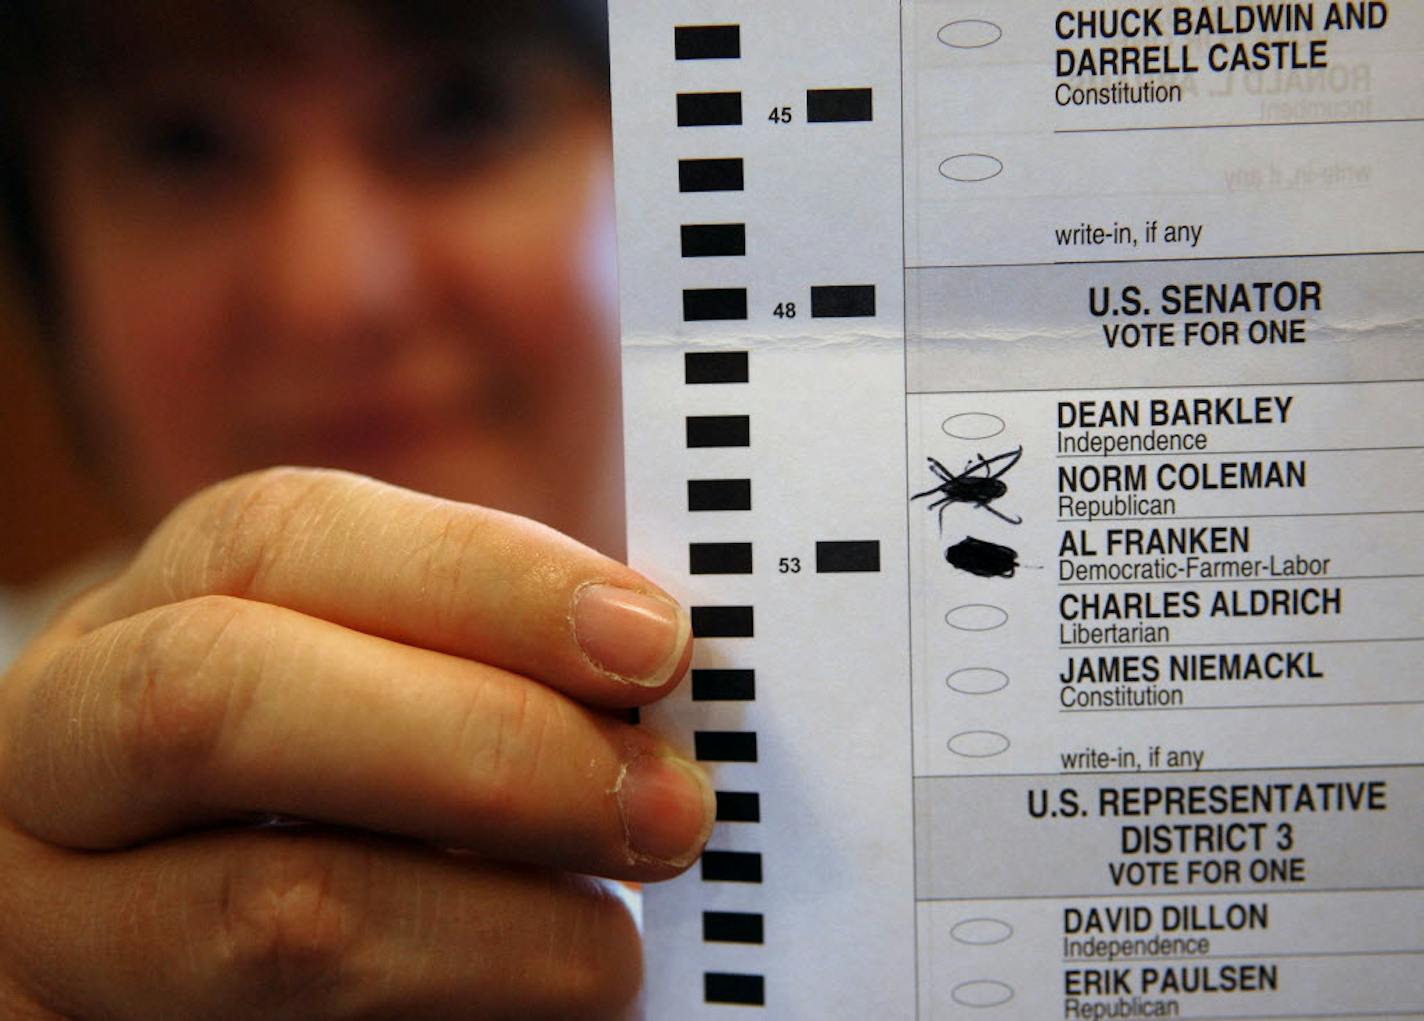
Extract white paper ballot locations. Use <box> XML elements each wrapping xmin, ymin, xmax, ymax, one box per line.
<box><xmin>609</xmin><ymin>2</ymin><xmax>1423</xmax><ymax>1017</ymax></box>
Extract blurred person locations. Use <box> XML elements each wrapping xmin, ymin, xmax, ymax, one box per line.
<box><xmin>0</xmin><ymin>3</ymin><xmax>713</xmax><ymax>1018</ymax></box>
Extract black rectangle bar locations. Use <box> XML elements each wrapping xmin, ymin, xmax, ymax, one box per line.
<box><xmin>683</xmin><ymin>288</ymin><xmax>747</xmax><ymax>322</ymax></box>
<box><xmin>703</xmin><ymin>911</ymin><xmax>764</xmax><ymax>944</ymax></box>
<box><xmin>686</xmin><ymin>416</ymin><xmax>749</xmax><ymax>448</ymax></box>
<box><xmin>681</xmin><ymin>223</ymin><xmax>746</xmax><ymax>258</ymax></box>
<box><xmin>715</xmin><ymin>790</ymin><xmax>761</xmax><ymax>822</ymax></box>
<box><xmin>675</xmin><ymin>24</ymin><xmax>741</xmax><ymax>60</ymax></box>
<box><xmin>678</xmin><ymin>91</ymin><xmax>743</xmax><ymax>127</ymax></box>
<box><xmin>690</xmin><ymin>605</ymin><xmax>754</xmax><ymax>637</ymax></box>
<box><xmin>679</xmin><ymin>158</ymin><xmax>743</xmax><ymax>193</ymax></box>
<box><xmin>705</xmin><ymin>972</ymin><xmax>765</xmax><ymax>1006</ymax></box>
<box><xmin>815</xmin><ymin>540</ymin><xmax>881</xmax><ymax>573</ymax></box>
<box><xmin>692</xmin><ymin>668</ymin><xmax>755</xmax><ymax>701</ymax></box>
<box><xmin>811</xmin><ymin>284</ymin><xmax>876</xmax><ymax>318</ymax></box>
<box><xmin>689</xmin><ymin>542</ymin><xmax>753</xmax><ymax>575</ymax></box>
<box><xmin>807</xmin><ymin>87</ymin><xmax>873</xmax><ymax>122</ymax></box>
<box><xmin>688</xmin><ymin>478</ymin><xmax>751</xmax><ymax>512</ymax></box>
<box><xmin>694</xmin><ymin>730</ymin><xmax>758</xmax><ymax>762</ymax></box>
<box><xmin>701</xmin><ymin>851</ymin><xmax>762</xmax><ymax>883</ymax></box>
<box><xmin>684</xmin><ymin>351</ymin><xmax>748</xmax><ymax>384</ymax></box>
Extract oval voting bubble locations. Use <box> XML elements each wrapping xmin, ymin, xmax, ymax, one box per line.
<box><xmin>951</xmin><ymin>917</ymin><xmax>1015</xmax><ymax>946</ymax></box>
<box><xmin>944</xmin><ymin>603</ymin><xmax>1009</xmax><ymax>632</ymax></box>
<box><xmin>951</xmin><ymin>980</ymin><xmax>1014</xmax><ymax>1008</ymax></box>
<box><xmin>937</xmin><ymin>19</ymin><xmax>1003</xmax><ymax>49</ymax></box>
<box><xmin>948</xmin><ymin>730</ymin><xmax>1010</xmax><ymax>758</ymax></box>
<box><xmin>939</xmin><ymin>153</ymin><xmax>1003</xmax><ymax>183</ymax></box>
<box><xmin>947</xmin><ymin>667</ymin><xmax>1009</xmax><ymax>696</ymax></box>
<box><xmin>942</xmin><ymin>411</ymin><xmax>1005</xmax><ymax>441</ymax></box>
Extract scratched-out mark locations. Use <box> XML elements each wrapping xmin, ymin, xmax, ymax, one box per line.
<box><xmin>945</xmin><ymin>536</ymin><xmax>1020</xmax><ymax>578</ymax></box>
<box><xmin>912</xmin><ymin>447</ymin><xmax>1023</xmax><ymax>528</ymax></box>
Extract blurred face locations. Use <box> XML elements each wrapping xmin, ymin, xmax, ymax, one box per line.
<box><xmin>38</xmin><ymin>21</ymin><xmax>624</xmax><ymax>552</ymax></box>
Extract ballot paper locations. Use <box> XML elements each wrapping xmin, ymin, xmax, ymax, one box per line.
<box><xmin>609</xmin><ymin>2</ymin><xmax>1423</xmax><ymax>1016</ymax></box>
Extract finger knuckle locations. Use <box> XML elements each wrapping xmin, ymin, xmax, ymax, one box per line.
<box><xmin>193</xmin><ymin>467</ymin><xmax>356</xmax><ymax>598</ymax></box>
<box><xmin>452</xmin><ymin>680</ymin><xmax>562</xmax><ymax>829</ymax></box>
<box><xmin>545</xmin><ymin>949</ymin><xmax>640</xmax><ymax>1019</ymax></box>
<box><xmin>407</xmin><ymin>504</ymin><xmax>501</xmax><ymax>635</ymax></box>
<box><xmin>116</xmin><ymin>596</ymin><xmax>260</xmax><ymax>788</ymax></box>
<box><xmin>218</xmin><ymin>840</ymin><xmax>368</xmax><ymax>1000</ymax></box>
<box><xmin>532</xmin><ymin>877</ymin><xmax>644</xmax><ymax>1019</ymax></box>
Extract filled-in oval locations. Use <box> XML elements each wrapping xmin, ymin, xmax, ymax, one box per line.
<box><xmin>951</xmin><ymin>917</ymin><xmax>1015</xmax><ymax>946</ymax></box>
<box><xmin>952</xmin><ymin>980</ymin><xmax>1014</xmax><ymax>1008</ymax></box>
<box><xmin>940</xmin><ymin>153</ymin><xmax>1004</xmax><ymax>183</ymax></box>
<box><xmin>944</xmin><ymin>603</ymin><xmax>1009</xmax><ymax>632</ymax></box>
<box><xmin>947</xmin><ymin>730</ymin><xmax>1011</xmax><ymax>758</ymax></box>
<box><xmin>937</xmin><ymin>19</ymin><xmax>1003</xmax><ymax>49</ymax></box>
<box><xmin>942</xmin><ymin>411</ymin><xmax>1005</xmax><ymax>441</ymax></box>
<box><xmin>947</xmin><ymin>667</ymin><xmax>1010</xmax><ymax>695</ymax></box>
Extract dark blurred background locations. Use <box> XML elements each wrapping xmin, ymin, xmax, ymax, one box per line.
<box><xmin>1</xmin><ymin>273</ymin><xmax>121</xmax><ymax>584</ymax></box>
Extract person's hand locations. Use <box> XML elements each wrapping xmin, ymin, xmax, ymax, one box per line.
<box><xmin>0</xmin><ymin>468</ymin><xmax>711</xmax><ymax>1020</ymax></box>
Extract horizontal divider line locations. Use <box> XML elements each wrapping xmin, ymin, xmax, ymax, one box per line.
<box><xmin>1056</xmin><ymin>115</ymin><xmax>1424</xmax><ymax>135</ymax></box>
<box><xmin>1059</xmin><ymin>637</ymin><xmax>1422</xmax><ymax>650</ymax></box>
<box><xmin>1060</xmin><ymin>948</ymin><xmax>1424</xmax><ymax>964</ymax></box>
<box><xmin>917</xmin><ymin>761</ymin><xmax>1424</xmax><ymax>780</ymax></box>
<box><xmin>1058</xmin><ymin>511</ymin><xmax>1422</xmax><ymax>522</ymax></box>
<box><xmin>915</xmin><ymin>376</ymin><xmax>1424</xmax><ymax>396</ymax></box>
<box><xmin>916</xmin><ymin>884</ymin><xmax>1424</xmax><ymax>903</ymax></box>
<box><xmin>1061</xmin><ymin>699</ymin><xmax>1424</xmax><ymax>714</ymax></box>
<box><xmin>1056</xmin><ymin>445</ymin><xmax>1424</xmax><ymax>459</ymax></box>
<box><xmin>907</xmin><ymin>249</ymin><xmax>1424</xmax><ymax>271</ymax></box>
<box><xmin>1057</xmin><ymin>575</ymin><xmax>1422</xmax><ymax>587</ymax></box>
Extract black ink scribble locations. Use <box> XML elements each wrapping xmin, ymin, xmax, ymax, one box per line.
<box><xmin>945</xmin><ymin>536</ymin><xmax>1020</xmax><ymax>578</ymax></box>
<box><xmin>912</xmin><ymin>447</ymin><xmax>1023</xmax><ymax>528</ymax></box>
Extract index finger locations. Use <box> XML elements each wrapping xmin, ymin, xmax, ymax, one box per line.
<box><xmin>74</xmin><ymin>468</ymin><xmax>691</xmax><ymax>706</ymax></box>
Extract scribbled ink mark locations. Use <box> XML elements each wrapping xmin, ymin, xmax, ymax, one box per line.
<box><xmin>946</xmin><ymin>536</ymin><xmax>1020</xmax><ymax>578</ymax></box>
<box><xmin>912</xmin><ymin>447</ymin><xmax>1023</xmax><ymax>528</ymax></box>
